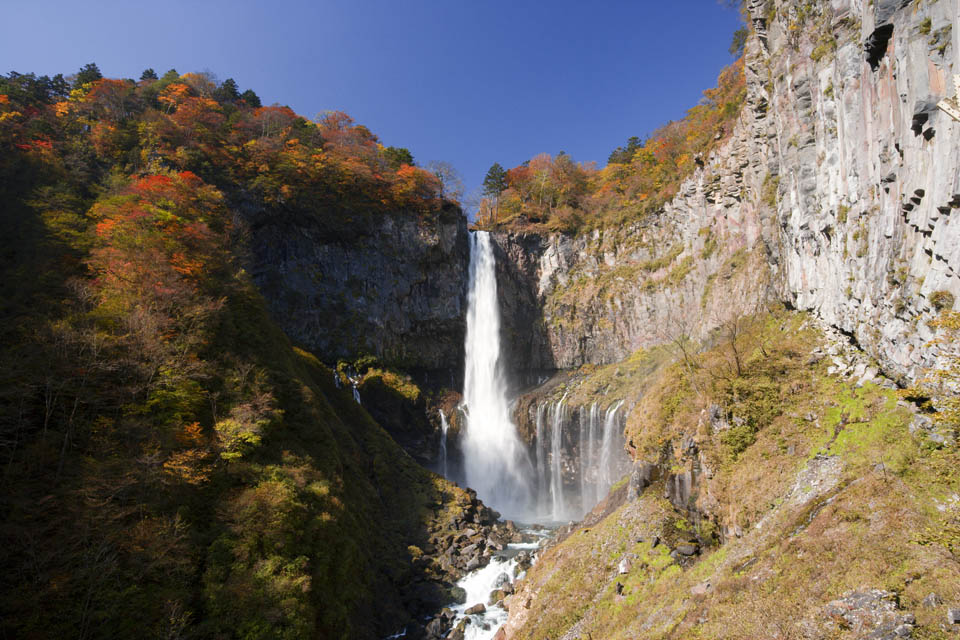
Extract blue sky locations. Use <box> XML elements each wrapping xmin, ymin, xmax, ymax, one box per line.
<box><xmin>2</xmin><ymin>0</ymin><xmax>743</xmax><ymax>204</ymax></box>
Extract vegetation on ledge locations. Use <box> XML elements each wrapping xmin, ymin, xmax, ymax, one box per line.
<box><xmin>474</xmin><ymin>59</ymin><xmax>746</xmax><ymax>235</ymax></box>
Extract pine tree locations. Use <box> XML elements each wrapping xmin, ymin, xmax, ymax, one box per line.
<box><xmin>482</xmin><ymin>162</ymin><xmax>508</xmax><ymax>222</ymax></box>
<box><xmin>74</xmin><ymin>62</ymin><xmax>102</xmax><ymax>88</ymax></box>
<box><xmin>215</xmin><ymin>78</ymin><xmax>240</xmax><ymax>103</ymax></box>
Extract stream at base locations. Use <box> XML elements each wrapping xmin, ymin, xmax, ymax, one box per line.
<box><xmin>446</xmin><ymin>527</ymin><xmax>549</xmax><ymax>640</ymax></box>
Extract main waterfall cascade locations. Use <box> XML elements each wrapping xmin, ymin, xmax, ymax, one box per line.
<box><xmin>461</xmin><ymin>231</ymin><xmax>534</xmax><ymax>517</ymax></box>
<box><xmin>459</xmin><ymin>230</ymin><xmax>632</xmax><ymax>522</ymax></box>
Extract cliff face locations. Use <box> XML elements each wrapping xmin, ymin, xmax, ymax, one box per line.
<box><xmin>491</xmin><ymin>0</ymin><xmax>959</xmax><ymax>383</ymax></box>
<box><xmin>765</xmin><ymin>0</ymin><xmax>959</xmax><ymax>381</ymax></box>
<box><xmin>247</xmin><ymin>205</ymin><xmax>470</xmax><ymax>377</ymax></box>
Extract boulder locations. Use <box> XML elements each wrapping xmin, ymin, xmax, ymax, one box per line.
<box><xmin>921</xmin><ymin>593</ymin><xmax>942</xmax><ymax>608</ymax></box>
<box><xmin>465</xmin><ymin>603</ymin><xmax>486</xmax><ymax>616</ymax></box>
<box><xmin>948</xmin><ymin>608</ymin><xmax>960</xmax><ymax>625</ymax></box>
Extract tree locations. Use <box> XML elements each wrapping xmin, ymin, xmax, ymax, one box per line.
<box><xmin>608</xmin><ymin>136</ymin><xmax>643</xmax><ymax>165</ymax></box>
<box><xmin>382</xmin><ymin>146</ymin><xmax>413</xmax><ymax>171</ymax></box>
<box><xmin>74</xmin><ymin>62</ymin><xmax>102</xmax><ymax>88</ymax></box>
<box><xmin>215</xmin><ymin>78</ymin><xmax>240</xmax><ymax>103</ymax></box>
<box><xmin>240</xmin><ymin>89</ymin><xmax>261</xmax><ymax>108</ymax></box>
<box><xmin>140</xmin><ymin>68</ymin><xmax>158</xmax><ymax>81</ymax></box>
<box><xmin>482</xmin><ymin>162</ymin><xmax>507</xmax><ymax>220</ymax></box>
<box><xmin>729</xmin><ymin>27</ymin><xmax>749</xmax><ymax>57</ymax></box>
<box><xmin>427</xmin><ymin>161</ymin><xmax>464</xmax><ymax>202</ymax></box>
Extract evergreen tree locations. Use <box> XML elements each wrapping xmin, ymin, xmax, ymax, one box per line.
<box><xmin>240</xmin><ymin>89</ymin><xmax>261</xmax><ymax>108</ymax></box>
<box><xmin>482</xmin><ymin>162</ymin><xmax>508</xmax><ymax>221</ymax></box>
<box><xmin>607</xmin><ymin>136</ymin><xmax>643</xmax><ymax>165</ymax></box>
<box><xmin>73</xmin><ymin>62</ymin><xmax>102</xmax><ymax>88</ymax></box>
<box><xmin>140</xmin><ymin>68</ymin><xmax>158</xmax><ymax>81</ymax></box>
<box><xmin>382</xmin><ymin>146</ymin><xmax>414</xmax><ymax>170</ymax></box>
<box><xmin>215</xmin><ymin>78</ymin><xmax>240</xmax><ymax>103</ymax></box>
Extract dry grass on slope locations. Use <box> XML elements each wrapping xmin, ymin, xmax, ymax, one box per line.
<box><xmin>505</xmin><ymin>311</ymin><xmax>960</xmax><ymax>640</ymax></box>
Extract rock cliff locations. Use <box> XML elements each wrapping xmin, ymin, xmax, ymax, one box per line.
<box><xmin>490</xmin><ymin>0</ymin><xmax>960</xmax><ymax>384</ymax></box>
<box><xmin>247</xmin><ymin>204</ymin><xmax>469</xmax><ymax>378</ymax></box>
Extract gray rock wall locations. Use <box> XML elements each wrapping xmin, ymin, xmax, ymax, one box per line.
<box><xmin>247</xmin><ymin>206</ymin><xmax>470</xmax><ymax>376</ymax></box>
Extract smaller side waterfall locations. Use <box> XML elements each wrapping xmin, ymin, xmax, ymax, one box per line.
<box><xmin>596</xmin><ymin>400</ymin><xmax>624</xmax><ymax>502</ymax></box>
<box><xmin>438</xmin><ymin>410</ymin><xmax>450</xmax><ymax>478</ymax></box>
<box><xmin>550</xmin><ymin>394</ymin><xmax>568</xmax><ymax>521</ymax></box>
<box><xmin>535</xmin><ymin>403</ymin><xmax>547</xmax><ymax>514</ymax></box>
<box><xmin>531</xmin><ymin>396</ymin><xmax>631</xmax><ymax>521</ymax></box>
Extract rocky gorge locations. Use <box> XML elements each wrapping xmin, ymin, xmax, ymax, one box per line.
<box><xmin>243</xmin><ymin>0</ymin><xmax>960</xmax><ymax>638</ymax></box>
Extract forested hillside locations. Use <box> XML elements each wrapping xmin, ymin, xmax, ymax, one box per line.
<box><xmin>0</xmin><ymin>65</ymin><xmax>474</xmax><ymax>639</ymax></box>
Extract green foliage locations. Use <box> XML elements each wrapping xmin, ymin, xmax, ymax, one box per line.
<box><xmin>729</xmin><ymin>26</ymin><xmax>749</xmax><ymax>57</ymax></box>
<box><xmin>761</xmin><ymin>173</ymin><xmax>780</xmax><ymax>208</ymax></box>
<box><xmin>482</xmin><ymin>162</ymin><xmax>508</xmax><ymax>197</ymax></box>
<box><xmin>607</xmin><ymin>135</ymin><xmax>644</xmax><ymax>165</ymax></box>
<box><xmin>382</xmin><ymin>145</ymin><xmax>414</xmax><ymax>170</ymax></box>
<box><xmin>74</xmin><ymin>62</ymin><xmax>102</xmax><ymax>87</ymax></box>
<box><xmin>837</xmin><ymin>204</ymin><xmax>849</xmax><ymax>223</ymax></box>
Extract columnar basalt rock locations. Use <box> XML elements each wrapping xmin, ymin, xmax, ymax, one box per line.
<box><xmin>489</xmin><ymin>0</ymin><xmax>959</xmax><ymax>384</ymax></box>
<box><xmin>247</xmin><ymin>206</ymin><xmax>470</xmax><ymax>377</ymax></box>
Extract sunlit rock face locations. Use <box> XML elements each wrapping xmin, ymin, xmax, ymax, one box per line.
<box><xmin>488</xmin><ymin>0</ymin><xmax>960</xmax><ymax>384</ymax></box>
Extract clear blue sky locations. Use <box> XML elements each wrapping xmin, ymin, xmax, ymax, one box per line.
<box><xmin>2</xmin><ymin>0</ymin><xmax>743</xmax><ymax>206</ymax></box>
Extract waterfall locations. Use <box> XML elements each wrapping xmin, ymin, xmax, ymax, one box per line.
<box><xmin>535</xmin><ymin>403</ymin><xmax>547</xmax><ymax>514</ymax></box>
<box><xmin>583</xmin><ymin>402</ymin><xmax>599</xmax><ymax>513</ymax></box>
<box><xmin>578</xmin><ymin>405</ymin><xmax>588</xmax><ymax>516</ymax></box>
<box><xmin>461</xmin><ymin>231</ymin><xmax>532</xmax><ymax>517</ymax></box>
<box><xmin>597</xmin><ymin>400</ymin><xmax>624</xmax><ymax>501</ymax></box>
<box><xmin>550</xmin><ymin>394</ymin><xmax>568</xmax><ymax>521</ymax></box>
<box><xmin>438</xmin><ymin>409</ymin><xmax>450</xmax><ymax>478</ymax></box>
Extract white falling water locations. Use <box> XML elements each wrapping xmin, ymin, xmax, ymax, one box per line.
<box><xmin>578</xmin><ymin>405</ymin><xmax>588</xmax><ymax>515</ymax></box>
<box><xmin>596</xmin><ymin>400</ymin><xmax>625</xmax><ymax>502</ymax></box>
<box><xmin>582</xmin><ymin>402</ymin><xmax>599</xmax><ymax>513</ymax></box>
<box><xmin>535</xmin><ymin>402</ymin><xmax>547</xmax><ymax>514</ymax></box>
<box><xmin>461</xmin><ymin>231</ymin><xmax>532</xmax><ymax>517</ymax></box>
<box><xmin>550</xmin><ymin>394</ymin><xmax>568</xmax><ymax>521</ymax></box>
<box><xmin>438</xmin><ymin>409</ymin><xmax>450</xmax><ymax>478</ymax></box>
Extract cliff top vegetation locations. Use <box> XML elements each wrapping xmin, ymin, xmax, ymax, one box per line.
<box><xmin>474</xmin><ymin>58</ymin><xmax>746</xmax><ymax>235</ymax></box>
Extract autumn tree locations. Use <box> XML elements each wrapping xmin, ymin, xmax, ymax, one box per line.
<box><xmin>427</xmin><ymin>160</ymin><xmax>464</xmax><ymax>202</ymax></box>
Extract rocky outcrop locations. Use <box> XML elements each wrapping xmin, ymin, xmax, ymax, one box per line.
<box><xmin>490</xmin><ymin>0</ymin><xmax>960</xmax><ymax>384</ymax></box>
<box><xmin>247</xmin><ymin>205</ymin><xmax>469</xmax><ymax>376</ymax></box>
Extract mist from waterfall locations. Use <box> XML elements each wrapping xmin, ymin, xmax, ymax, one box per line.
<box><xmin>461</xmin><ymin>231</ymin><xmax>533</xmax><ymax>518</ymax></box>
